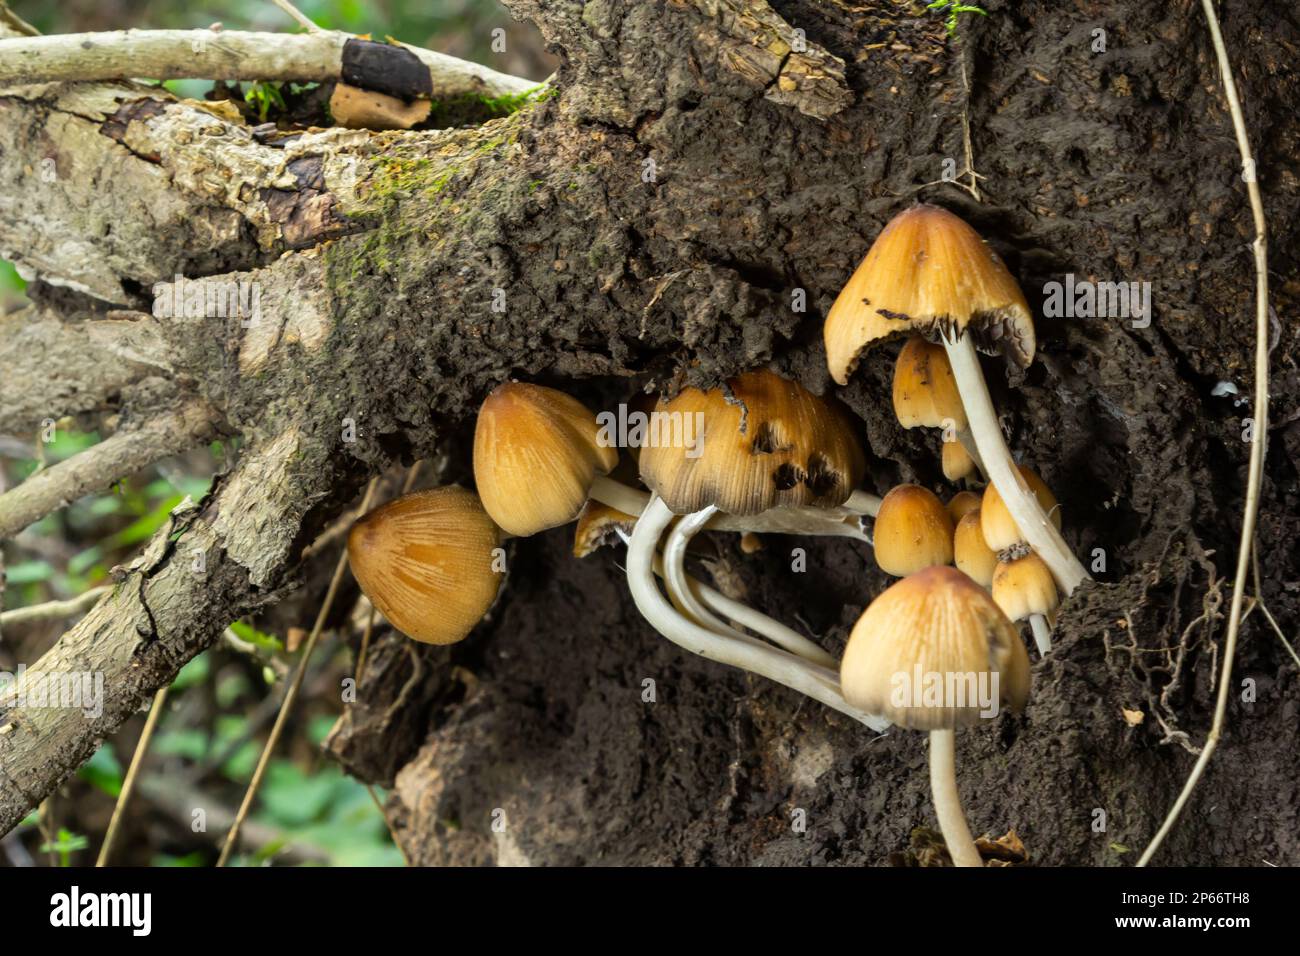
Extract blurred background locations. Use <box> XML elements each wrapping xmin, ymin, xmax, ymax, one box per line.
<box><xmin>1</xmin><ymin>1</ymin><xmax>552</xmax><ymax>866</ymax></box>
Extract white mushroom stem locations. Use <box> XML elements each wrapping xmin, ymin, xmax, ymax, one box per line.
<box><xmin>626</xmin><ymin>496</ymin><xmax>889</xmax><ymax>731</ymax></box>
<box><xmin>941</xmin><ymin>332</ymin><xmax>1089</xmax><ymax>594</ymax></box>
<box><xmin>1028</xmin><ymin>613</ymin><xmax>1052</xmax><ymax>656</ymax></box>
<box><xmin>956</xmin><ymin>429</ymin><xmax>987</xmax><ymax>478</ymax></box>
<box><xmin>590</xmin><ymin>474</ymin><xmax>872</xmax><ymax>540</ymax></box>
<box><xmin>663</xmin><ymin>506</ymin><xmax>838</xmax><ymax>668</ymax></box>
<box><xmin>929</xmin><ymin>728</ymin><xmax>982</xmax><ymax>868</ymax></box>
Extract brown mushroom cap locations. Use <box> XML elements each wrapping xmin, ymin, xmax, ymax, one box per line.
<box><xmin>840</xmin><ymin>566</ymin><xmax>1030</xmax><ymax>729</ymax></box>
<box><xmin>824</xmin><ymin>204</ymin><xmax>1036</xmax><ymax>385</ymax></box>
<box><xmin>638</xmin><ymin>369</ymin><xmax>867</xmax><ymax>516</ymax></box>
<box><xmin>572</xmin><ymin>499</ymin><xmax>638</xmax><ymax>558</ymax></box>
<box><xmin>892</xmin><ymin>337</ymin><xmax>968</xmax><ymax>431</ymax></box>
<box><xmin>873</xmin><ymin>484</ymin><xmax>954</xmax><ymax>577</ymax></box>
<box><xmin>992</xmin><ymin>553</ymin><xmax>1060</xmax><ymax>621</ymax></box>
<box><xmin>347</xmin><ymin>487</ymin><xmax>502</xmax><ymax>645</ymax></box>
<box><xmin>946</xmin><ymin>490</ymin><xmax>982</xmax><ymax>524</ymax></box>
<box><xmin>942</xmin><ymin>439</ymin><xmax>977</xmax><ymax>482</ymax></box>
<box><xmin>473</xmin><ymin>381</ymin><xmax>619</xmax><ymax>537</ymax></box>
<box><xmin>980</xmin><ymin>464</ymin><xmax>1061</xmax><ymax>553</ymax></box>
<box><xmin>954</xmin><ymin>510</ymin><xmax>998</xmax><ymax>587</ymax></box>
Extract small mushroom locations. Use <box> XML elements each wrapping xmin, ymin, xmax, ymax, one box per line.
<box><xmin>992</xmin><ymin>553</ymin><xmax>1060</xmax><ymax>656</ymax></box>
<box><xmin>954</xmin><ymin>510</ymin><xmax>998</xmax><ymax>587</ymax></box>
<box><xmin>946</xmin><ymin>490</ymin><xmax>982</xmax><ymax>524</ymax></box>
<box><xmin>892</xmin><ymin>336</ymin><xmax>984</xmax><ymax>475</ymax></box>
<box><xmin>980</xmin><ymin>464</ymin><xmax>1060</xmax><ymax>553</ymax></box>
<box><xmin>823</xmin><ymin>204</ymin><xmax>1088</xmax><ymax>594</ymax></box>
<box><xmin>473</xmin><ymin>381</ymin><xmax>620</xmax><ymax>537</ymax></box>
<box><xmin>872</xmin><ymin>484</ymin><xmax>954</xmax><ymax>577</ymax></box>
<box><xmin>573</xmin><ymin>499</ymin><xmax>638</xmax><ymax>558</ymax></box>
<box><xmin>346</xmin><ymin>487</ymin><xmax>502</xmax><ymax>645</ymax></box>
<box><xmin>840</xmin><ymin>566</ymin><xmax>1030</xmax><ymax>867</ymax></box>
<box><xmin>942</xmin><ymin>438</ymin><xmax>977</xmax><ymax>483</ymax></box>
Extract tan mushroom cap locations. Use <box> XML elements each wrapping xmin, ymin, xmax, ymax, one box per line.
<box><xmin>946</xmin><ymin>490</ymin><xmax>981</xmax><ymax>524</ymax></box>
<box><xmin>638</xmin><ymin>369</ymin><xmax>866</xmax><ymax>517</ymax></box>
<box><xmin>992</xmin><ymin>553</ymin><xmax>1060</xmax><ymax>621</ymax></box>
<box><xmin>942</xmin><ymin>439</ymin><xmax>977</xmax><ymax>482</ymax></box>
<box><xmin>824</xmin><ymin>204</ymin><xmax>1036</xmax><ymax>385</ymax></box>
<box><xmin>573</xmin><ymin>499</ymin><xmax>637</xmax><ymax>558</ymax></box>
<box><xmin>347</xmin><ymin>487</ymin><xmax>502</xmax><ymax>645</ymax></box>
<box><xmin>980</xmin><ymin>464</ymin><xmax>1060</xmax><ymax>553</ymax></box>
<box><xmin>892</xmin><ymin>337</ymin><xmax>968</xmax><ymax>431</ymax></box>
<box><xmin>873</xmin><ymin>484</ymin><xmax>954</xmax><ymax>577</ymax></box>
<box><xmin>474</xmin><ymin>381</ymin><xmax>619</xmax><ymax>537</ymax></box>
<box><xmin>954</xmin><ymin>510</ymin><xmax>998</xmax><ymax>587</ymax></box>
<box><xmin>840</xmin><ymin>566</ymin><xmax>1031</xmax><ymax>730</ymax></box>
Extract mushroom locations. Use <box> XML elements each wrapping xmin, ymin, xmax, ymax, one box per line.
<box><xmin>953</xmin><ymin>509</ymin><xmax>998</xmax><ymax>588</ymax></box>
<box><xmin>872</xmin><ymin>484</ymin><xmax>954</xmax><ymax>577</ymax></box>
<box><xmin>346</xmin><ymin>487</ymin><xmax>502</xmax><ymax>645</ymax></box>
<box><xmin>573</xmin><ymin>499</ymin><xmax>638</xmax><ymax>558</ymax></box>
<box><xmin>946</xmin><ymin>490</ymin><xmax>982</xmax><ymax>524</ymax></box>
<box><xmin>474</xmin><ymin>381</ymin><xmax>622</xmax><ymax>537</ymax></box>
<box><xmin>942</xmin><ymin>438</ymin><xmax>978</xmax><ymax>483</ymax></box>
<box><xmin>840</xmin><ymin>566</ymin><xmax>1030</xmax><ymax>867</ymax></box>
<box><xmin>992</xmin><ymin>553</ymin><xmax>1059</xmax><ymax>656</ymax></box>
<box><xmin>980</xmin><ymin>463</ymin><xmax>1060</xmax><ymax>552</ymax></box>
<box><xmin>823</xmin><ymin>204</ymin><xmax>1088</xmax><ymax>594</ymax></box>
<box><xmin>476</xmin><ymin>380</ymin><xmax>871</xmax><ymax>540</ymax></box>
<box><xmin>626</xmin><ymin>369</ymin><xmax>889</xmax><ymax>729</ymax></box>
<box><xmin>892</xmin><ymin>336</ymin><xmax>984</xmax><ymax>476</ymax></box>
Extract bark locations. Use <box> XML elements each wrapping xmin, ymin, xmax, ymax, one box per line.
<box><xmin>0</xmin><ymin>0</ymin><xmax>1297</xmax><ymax>864</ymax></box>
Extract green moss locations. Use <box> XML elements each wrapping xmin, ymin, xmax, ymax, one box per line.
<box><xmin>427</xmin><ymin>84</ymin><xmax>549</xmax><ymax>127</ymax></box>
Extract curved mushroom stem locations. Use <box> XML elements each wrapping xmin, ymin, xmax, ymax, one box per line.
<box><xmin>941</xmin><ymin>332</ymin><xmax>1089</xmax><ymax>594</ymax></box>
<box><xmin>663</xmin><ymin>506</ymin><xmax>838</xmax><ymax>668</ymax></box>
<box><xmin>929</xmin><ymin>728</ymin><xmax>982</xmax><ymax>868</ymax></box>
<box><xmin>1028</xmin><ymin>613</ymin><xmax>1052</xmax><ymax>656</ymax></box>
<box><xmin>590</xmin><ymin>473</ymin><xmax>872</xmax><ymax>540</ymax></box>
<box><xmin>626</xmin><ymin>496</ymin><xmax>889</xmax><ymax>731</ymax></box>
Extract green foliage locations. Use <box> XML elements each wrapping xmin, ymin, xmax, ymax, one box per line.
<box><xmin>926</xmin><ymin>0</ymin><xmax>988</xmax><ymax>38</ymax></box>
<box><xmin>245</xmin><ymin>81</ymin><xmax>287</xmax><ymax>122</ymax></box>
<box><xmin>79</xmin><ymin>745</ymin><xmax>124</xmax><ymax>798</ymax></box>
<box><xmin>40</xmin><ymin>828</ymin><xmax>90</xmax><ymax>867</ymax></box>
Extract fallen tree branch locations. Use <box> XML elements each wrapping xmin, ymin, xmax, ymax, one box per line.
<box><xmin>0</xmin><ymin>421</ymin><xmax>341</xmax><ymax>833</ymax></box>
<box><xmin>0</xmin><ymin>586</ymin><xmax>109</xmax><ymax>632</ymax></box>
<box><xmin>0</xmin><ymin>400</ymin><xmax>221</xmax><ymax>541</ymax></box>
<box><xmin>1137</xmin><ymin>0</ymin><xmax>1270</xmax><ymax>867</ymax></box>
<box><xmin>0</xmin><ymin>29</ymin><xmax>535</xmax><ymax>100</ymax></box>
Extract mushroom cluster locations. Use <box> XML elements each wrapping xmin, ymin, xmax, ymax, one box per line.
<box><xmin>339</xmin><ymin>203</ymin><xmax>1086</xmax><ymax>867</ymax></box>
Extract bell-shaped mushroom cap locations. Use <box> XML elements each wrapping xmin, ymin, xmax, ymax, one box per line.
<box><xmin>840</xmin><ymin>566</ymin><xmax>1030</xmax><ymax>730</ymax></box>
<box><xmin>980</xmin><ymin>464</ymin><xmax>1060</xmax><ymax>552</ymax></box>
<box><xmin>992</xmin><ymin>553</ymin><xmax>1060</xmax><ymax>621</ymax></box>
<box><xmin>824</xmin><ymin>204</ymin><xmax>1036</xmax><ymax>385</ymax></box>
<box><xmin>573</xmin><ymin>499</ymin><xmax>637</xmax><ymax>558</ymax></box>
<box><xmin>474</xmin><ymin>382</ymin><xmax>619</xmax><ymax>537</ymax></box>
<box><xmin>942</xmin><ymin>439</ymin><xmax>977</xmax><ymax>482</ymax></box>
<box><xmin>954</xmin><ymin>510</ymin><xmax>998</xmax><ymax>587</ymax></box>
<box><xmin>347</xmin><ymin>487</ymin><xmax>502</xmax><ymax>645</ymax></box>
<box><xmin>873</xmin><ymin>484</ymin><xmax>954</xmax><ymax>577</ymax></box>
<box><xmin>892</xmin><ymin>337</ymin><xmax>968</xmax><ymax>431</ymax></box>
<box><xmin>638</xmin><ymin>370</ymin><xmax>867</xmax><ymax>517</ymax></box>
<box><xmin>946</xmin><ymin>490</ymin><xmax>981</xmax><ymax>524</ymax></box>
